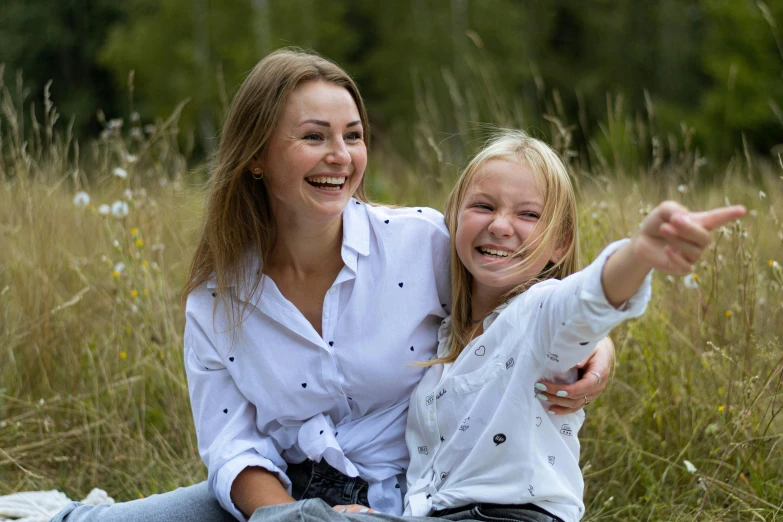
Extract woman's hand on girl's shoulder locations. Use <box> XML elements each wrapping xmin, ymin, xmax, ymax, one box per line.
<box><xmin>536</xmin><ymin>336</ymin><xmax>613</xmax><ymax>415</ymax></box>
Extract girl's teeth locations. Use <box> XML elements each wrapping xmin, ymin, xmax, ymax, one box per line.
<box><xmin>479</xmin><ymin>247</ymin><xmax>510</xmax><ymax>257</ymax></box>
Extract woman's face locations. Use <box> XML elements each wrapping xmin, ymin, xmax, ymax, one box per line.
<box><xmin>257</xmin><ymin>80</ymin><xmax>367</xmax><ymax>225</ymax></box>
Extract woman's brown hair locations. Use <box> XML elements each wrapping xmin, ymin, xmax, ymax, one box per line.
<box><xmin>181</xmin><ymin>48</ymin><xmax>370</xmax><ymax>327</ymax></box>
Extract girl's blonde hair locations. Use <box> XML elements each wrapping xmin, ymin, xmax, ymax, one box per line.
<box><xmin>181</xmin><ymin>48</ymin><xmax>370</xmax><ymax>324</ymax></box>
<box><xmin>434</xmin><ymin>130</ymin><xmax>581</xmax><ymax>365</ymax></box>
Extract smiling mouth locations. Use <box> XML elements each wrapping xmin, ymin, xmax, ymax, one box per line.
<box><xmin>305</xmin><ymin>176</ymin><xmax>346</xmax><ymax>191</ymax></box>
<box><xmin>476</xmin><ymin>246</ymin><xmax>515</xmax><ymax>258</ymax></box>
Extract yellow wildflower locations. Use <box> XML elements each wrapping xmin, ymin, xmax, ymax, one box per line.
<box><xmin>142</xmin><ymin>288</ymin><xmax>149</xmax><ymax>296</ymax></box>
<box><xmin>112</xmin><ymin>271</ymin><xmax>120</xmax><ymax>278</ymax></box>
<box><xmin>725</xmin><ymin>310</ymin><xmax>732</xmax><ymax>319</ymax></box>
<box><xmin>131</xmin><ymin>290</ymin><xmax>138</xmax><ymax>298</ymax></box>
<box><xmin>135</xmin><ymin>238</ymin><xmax>144</xmax><ymax>247</ymax></box>
<box><xmin>141</xmin><ymin>260</ymin><xmax>148</xmax><ymax>267</ymax></box>
<box><xmin>130</xmin><ymin>228</ymin><xmax>138</xmax><ymax>235</ymax></box>
<box><xmin>120</xmin><ymin>351</ymin><xmax>127</xmax><ymax>359</ymax></box>
<box><xmin>718</xmin><ymin>405</ymin><xmax>725</xmax><ymax>412</ymax></box>
<box><xmin>770</xmin><ymin>260</ymin><xmax>775</xmax><ymax>266</ymax></box>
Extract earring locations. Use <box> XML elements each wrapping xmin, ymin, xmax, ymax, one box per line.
<box><xmin>251</xmin><ymin>167</ymin><xmax>264</xmax><ymax>180</ymax></box>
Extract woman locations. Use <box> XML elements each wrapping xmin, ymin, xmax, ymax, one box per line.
<box><xmin>52</xmin><ymin>48</ymin><xmax>612</xmax><ymax>522</ymax></box>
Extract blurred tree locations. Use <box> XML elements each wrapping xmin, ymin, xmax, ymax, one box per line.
<box><xmin>697</xmin><ymin>0</ymin><xmax>783</xmax><ymax>157</ymax></box>
<box><xmin>0</xmin><ymin>0</ymin><xmax>125</xmax><ymax>134</ymax></box>
<box><xmin>98</xmin><ymin>0</ymin><xmax>357</xmax><ymax>154</ymax></box>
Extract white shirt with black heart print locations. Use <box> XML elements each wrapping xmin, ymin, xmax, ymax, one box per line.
<box><xmin>404</xmin><ymin>240</ymin><xmax>652</xmax><ymax>522</ymax></box>
<box><xmin>185</xmin><ymin>199</ymin><xmax>451</xmax><ymax>521</ymax></box>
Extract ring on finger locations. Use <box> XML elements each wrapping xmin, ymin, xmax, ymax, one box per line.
<box><xmin>583</xmin><ymin>396</ymin><xmax>590</xmax><ymax>405</ymax></box>
<box><xmin>589</xmin><ymin>370</ymin><xmax>602</xmax><ymax>385</ymax></box>
<box><xmin>339</xmin><ymin>509</ymin><xmax>347</xmax><ymax>513</ymax></box>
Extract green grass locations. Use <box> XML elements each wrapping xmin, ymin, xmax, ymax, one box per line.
<box><xmin>1</xmin><ymin>69</ymin><xmax>782</xmax><ymax>520</ymax></box>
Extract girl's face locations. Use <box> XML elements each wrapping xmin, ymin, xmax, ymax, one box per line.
<box><xmin>455</xmin><ymin>159</ymin><xmax>565</xmax><ymax>303</ymax></box>
<box><xmin>255</xmin><ymin>80</ymin><xmax>367</xmax><ymax>225</ymax></box>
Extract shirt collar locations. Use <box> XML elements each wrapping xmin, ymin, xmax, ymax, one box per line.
<box><xmin>206</xmin><ymin>198</ymin><xmax>370</xmax><ymax>290</ymax></box>
<box><xmin>342</xmin><ymin>198</ymin><xmax>371</xmax><ymax>257</ymax></box>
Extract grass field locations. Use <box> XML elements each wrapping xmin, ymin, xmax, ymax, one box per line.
<box><xmin>1</xmin><ymin>71</ymin><xmax>782</xmax><ymax>520</ymax></box>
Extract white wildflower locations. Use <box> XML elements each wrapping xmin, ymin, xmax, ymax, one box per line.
<box><xmin>108</xmin><ymin>118</ymin><xmax>123</xmax><ymax>130</ymax></box>
<box><xmin>749</xmin><ymin>210</ymin><xmax>757</xmax><ymax>217</ymax></box>
<box><xmin>39</xmin><ymin>398</ymin><xmax>45</xmax><ymax>406</ymax></box>
<box><xmin>144</xmin><ymin>124</ymin><xmax>157</xmax><ymax>134</ymax></box>
<box><xmin>591</xmin><ymin>212</ymin><xmax>598</xmax><ymax>219</ymax></box>
<box><xmin>130</xmin><ymin>127</ymin><xmax>142</xmax><ymax>139</ymax></box>
<box><xmin>599</xmin><ymin>200</ymin><xmax>607</xmax><ymax>209</ymax></box>
<box><xmin>677</xmin><ymin>184</ymin><xmax>687</xmax><ymax>193</ymax></box>
<box><xmin>772</xmin><ymin>260</ymin><xmax>781</xmax><ymax>270</ymax></box>
<box><xmin>113</xmin><ymin>167</ymin><xmax>128</xmax><ymax>180</ymax></box>
<box><xmin>114</xmin><ymin>262</ymin><xmax>125</xmax><ymax>274</ymax></box>
<box><xmin>666</xmin><ymin>275</ymin><xmax>675</xmax><ymax>284</ymax></box>
<box><xmin>759</xmin><ymin>190</ymin><xmax>767</xmax><ymax>200</ymax></box>
<box><xmin>130</xmin><ymin>304</ymin><xmax>139</xmax><ymax>314</ymax></box>
<box><xmin>98</xmin><ymin>204</ymin><xmax>111</xmax><ymax>216</ymax></box>
<box><xmin>113</xmin><ymin>239</ymin><xmax>120</xmax><ymax>248</ymax></box>
<box><xmin>73</xmin><ymin>191</ymin><xmax>91</xmax><ymax>208</ymax></box>
<box><xmin>130</xmin><ymin>112</ymin><xmax>140</xmax><ymax>122</ymax></box>
<box><xmin>125</xmin><ymin>153</ymin><xmax>138</xmax><ymax>163</ymax></box>
<box><xmin>124</xmin><ymin>189</ymin><xmax>133</xmax><ymax>200</ymax></box>
<box><xmin>111</xmin><ymin>200</ymin><xmax>129</xmax><ymax>217</ymax></box>
<box><xmin>683</xmin><ymin>460</ymin><xmax>697</xmax><ymax>474</ymax></box>
<box><xmin>683</xmin><ymin>273</ymin><xmax>699</xmax><ymax>289</ymax></box>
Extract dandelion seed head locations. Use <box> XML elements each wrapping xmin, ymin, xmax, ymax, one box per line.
<box><xmin>111</xmin><ymin>200</ymin><xmax>129</xmax><ymax>217</ymax></box>
<box><xmin>73</xmin><ymin>191</ymin><xmax>91</xmax><ymax>208</ymax></box>
<box><xmin>98</xmin><ymin>204</ymin><xmax>111</xmax><ymax>216</ymax></box>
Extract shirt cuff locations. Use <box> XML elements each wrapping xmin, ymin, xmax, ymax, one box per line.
<box><xmin>213</xmin><ymin>453</ymin><xmax>292</xmax><ymax>522</ymax></box>
<box><xmin>579</xmin><ymin>239</ymin><xmax>652</xmax><ymax>322</ymax></box>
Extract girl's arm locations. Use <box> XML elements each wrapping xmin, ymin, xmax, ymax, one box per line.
<box><xmin>601</xmin><ymin>201</ymin><xmax>746</xmax><ymax>307</ymax></box>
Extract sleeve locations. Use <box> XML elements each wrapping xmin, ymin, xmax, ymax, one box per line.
<box><xmin>425</xmin><ymin>208</ymin><xmax>452</xmax><ymax>315</ymax></box>
<box><xmin>523</xmin><ymin>239</ymin><xmax>652</xmax><ymax>372</ymax></box>
<box><xmin>184</xmin><ymin>289</ymin><xmax>292</xmax><ymax>522</ymax></box>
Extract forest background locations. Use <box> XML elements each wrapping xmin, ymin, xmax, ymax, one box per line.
<box><xmin>2</xmin><ymin>1</ymin><xmax>783</xmax><ymax>521</ymax></box>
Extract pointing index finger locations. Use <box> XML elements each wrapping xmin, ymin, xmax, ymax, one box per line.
<box><xmin>690</xmin><ymin>205</ymin><xmax>746</xmax><ymax>231</ymax></box>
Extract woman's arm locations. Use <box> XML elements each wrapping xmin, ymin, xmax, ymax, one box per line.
<box><xmin>231</xmin><ymin>468</ymin><xmax>295</xmax><ymax>518</ymax></box>
<box><xmin>185</xmin><ymin>290</ymin><xmax>294</xmax><ymax>521</ymax></box>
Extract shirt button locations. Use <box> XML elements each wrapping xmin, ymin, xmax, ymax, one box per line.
<box><xmin>429</xmin><ymin>413</ymin><xmax>435</xmax><ymax>421</ymax></box>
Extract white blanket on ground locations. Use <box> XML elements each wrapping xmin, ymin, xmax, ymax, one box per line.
<box><xmin>0</xmin><ymin>489</ymin><xmax>113</xmax><ymax>522</ymax></box>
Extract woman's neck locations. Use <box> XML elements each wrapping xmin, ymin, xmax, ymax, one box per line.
<box><xmin>266</xmin><ymin>212</ymin><xmax>344</xmax><ymax>276</ymax></box>
<box><xmin>469</xmin><ymin>285</ymin><xmax>505</xmax><ymax>324</ymax></box>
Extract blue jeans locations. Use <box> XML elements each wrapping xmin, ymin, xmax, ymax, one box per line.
<box><xmin>49</xmin><ymin>460</ymin><xmax>369</xmax><ymax>522</ymax></box>
<box><xmin>250</xmin><ymin>499</ymin><xmax>563</xmax><ymax>522</ymax></box>
<box><xmin>51</xmin><ymin>461</ymin><xmax>562</xmax><ymax>522</ymax></box>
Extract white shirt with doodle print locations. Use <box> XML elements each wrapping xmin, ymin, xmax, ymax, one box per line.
<box><xmin>404</xmin><ymin>240</ymin><xmax>652</xmax><ymax>522</ymax></box>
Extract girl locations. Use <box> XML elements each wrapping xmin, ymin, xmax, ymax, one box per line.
<box><xmin>400</xmin><ymin>131</ymin><xmax>745</xmax><ymax>522</ymax></box>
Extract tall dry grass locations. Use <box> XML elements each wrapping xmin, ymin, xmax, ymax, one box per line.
<box><xmin>1</xmin><ymin>62</ymin><xmax>782</xmax><ymax>520</ymax></box>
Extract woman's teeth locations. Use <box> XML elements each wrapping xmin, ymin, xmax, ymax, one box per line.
<box><xmin>306</xmin><ymin>176</ymin><xmax>346</xmax><ymax>191</ymax></box>
<box><xmin>478</xmin><ymin>246</ymin><xmax>512</xmax><ymax>257</ymax></box>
